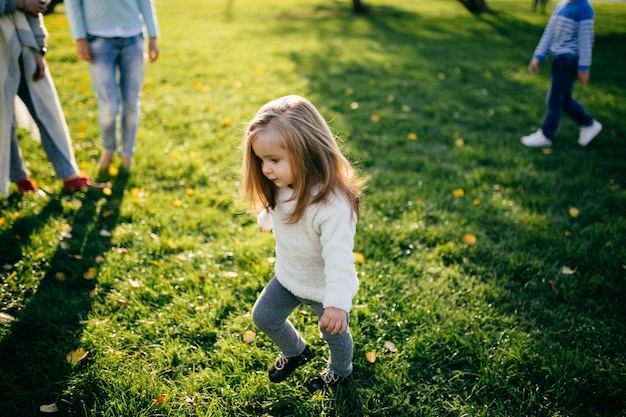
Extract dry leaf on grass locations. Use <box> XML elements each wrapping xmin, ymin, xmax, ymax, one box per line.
<box><xmin>243</xmin><ymin>330</ymin><xmax>256</xmax><ymax>343</ymax></box>
<box><xmin>66</xmin><ymin>348</ymin><xmax>88</xmax><ymax>366</ymax></box>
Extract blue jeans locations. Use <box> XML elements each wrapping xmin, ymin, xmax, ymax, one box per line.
<box><xmin>252</xmin><ymin>276</ymin><xmax>354</xmax><ymax>377</ymax></box>
<box><xmin>541</xmin><ymin>55</ymin><xmax>593</xmax><ymax>140</ymax></box>
<box><xmin>87</xmin><ymin>35</ymin><xmax>145</xmax><ymax>158</ymax></box>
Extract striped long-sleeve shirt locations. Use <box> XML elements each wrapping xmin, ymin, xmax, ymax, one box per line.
<box><xmin>533</xmin><ymin>0</ymin><xmax>595</xmax><ymax>71</ymax></box>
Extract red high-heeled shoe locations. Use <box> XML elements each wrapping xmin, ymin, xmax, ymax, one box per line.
<box><xmin>62</xmin><ymin>175</ymin><xmax>104</xmax><ymax>192</ymax></box>
<box><xmin>16</xmin><ymin>177</ymin><xmax>46</xmax><ymax>196</ymax></box>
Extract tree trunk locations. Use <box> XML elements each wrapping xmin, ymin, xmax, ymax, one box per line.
<box><xmin>457</xmin><ymin>0</ymin><xmax>494</xmax><ymax>13</ymax></box>
<box><xmin>352</xmin><ymin>0</ymin><xmax>367</xmax><ymax>13</ymax></box>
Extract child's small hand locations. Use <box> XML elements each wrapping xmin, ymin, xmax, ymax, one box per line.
<box><xmin>528</xmin><ymin>58</ymin><xmax>541</xmax><ymax>74</ymax></box>
<box><xmin>578</xmin><ymin>71</ymin><xmax>590</xmax><ymax>85</ymax></box>
<box><xmin>319</xmin><ymin>307</ymin><xmax>348</xmax><ymax>335</ymax></box>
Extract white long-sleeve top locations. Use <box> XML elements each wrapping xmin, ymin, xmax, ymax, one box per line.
<box><xmin>258</xmin><ymin>187</ymin><xmax>359</xmax><ymax>313</ymax></box>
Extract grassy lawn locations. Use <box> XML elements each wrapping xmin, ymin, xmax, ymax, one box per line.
<box><xmin>1</xmin><ymin>0</ymin><xmax>625</xmax><ymax>416</ymax></box>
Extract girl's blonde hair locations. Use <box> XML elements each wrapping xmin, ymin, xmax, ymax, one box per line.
<box><xmin>242</xmin><ymin>95</ymin><xmax>363</xmax><ymax>224</ymax></box>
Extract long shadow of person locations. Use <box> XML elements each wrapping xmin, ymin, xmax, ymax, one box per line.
<box><xmin>0</xmin><ymin>196</ymin><xmax>64</xmax><ymax>269</ymax></box>
<box><xmin>0</xmin><ymin>172</ymin><xmax>128</xmax><ymax>416</ymax></box>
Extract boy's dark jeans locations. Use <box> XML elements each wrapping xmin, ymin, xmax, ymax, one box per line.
<box><xmin>541</xmin><ymin>55</ymin><xmax>593</xmax><ymax>140</ymax></box>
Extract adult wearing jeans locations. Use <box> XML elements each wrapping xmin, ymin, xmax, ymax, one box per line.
<box><xmin>1</xmin><ymin>0</ymin><xmax>101</xmax><ymax>197</ymax></box>
<box><xmin>65</xmin><ymin>0</ymin><xmax>160</xmax><ymax>172</ymax></box>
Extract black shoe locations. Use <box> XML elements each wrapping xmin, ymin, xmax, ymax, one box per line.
<box><xmin>268</xmin><ymin>346</ymin><xmax>312</xmax><ymax>383</ymax></box>
<box><xmin>306</xmin><ymin>368</ymin><xmax>350</xmax><ymax>393</ymax></box>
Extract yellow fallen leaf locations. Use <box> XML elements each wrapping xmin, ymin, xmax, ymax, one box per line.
<box><xmin>542</xmin><ymin>147</ymin><xmax>553</xmax><ymax>154</ymax></box>
<box><xmin>155</xmin><ymin>394</ymin><xmax>167</xmax><ymax>406</ymax></box>
<box><xmin>463</xmin><ymin>234</ymin><xmax>477</xmax><ymax>245</ymax></box>
<box><xmin>89</xmin><ymin>285</ymin><xmax>98</xmax><ymax>298</ymax></box>
<box><xmin>66</xmin><ymin>347</ymin><xmax>88</xmax><ymax>365</ymax></box>
<box><xmin>102</xmin><ymin>210</ymin><xmax>114</xmax><ymax>218</ymax></box>
<box><xmin>564</xmin><ymin>230</ymin><xmax>573</xmax><ymax>237</ymax></box>
<box><xmin>243</xmin><ymin>330</ymin><xmax>256</xmax><ymax>343</ymax></box>
<box><xmin>83</xmin><ymin>267</ymin><xmax>97</xmax><ymax>280</ymax></box>
<box><xmin>473</xmin><ymin>199</ymin><xmax>481</xmax><ymax>205</ymax></box>
<box><xmin>186</xmin><ymin>188</ymin><xmax>195</xmax><ymax>196</ymax></box>
<box><xmin>569</xmin><ymin>207</ymin><xmax>580</xmax><ymax>218</ymax></box>
<box><xmin>365</xmin><ymin>349</ymin><xmax>377</xmax><ymax>363</ymax></box>
<box><xmin>172</xmin><ymin>199</ymin><xmax>183</xmax><ymax>207</ymax></box>
<box><xmin>407</xmin><ymin>132</ymin><xmax>418</xmax><ymax>141</ymax></box>
<box><xmin>452</xmin><ymin>188</ymin><xmax>465</xmax><ymax>197</ymax></box>
<box><xmin>353</xmin><ymin>252</ymin><xmax>365</xmax><ymax>264</ymax></box>
<box><xmin>55</xmin><ymin>272</ymin><xmax>65</xmax><ymax>281</ymax></box>
<box><xmin>438</xmin><ymin>72</ymin><xmax>446</xmax><ymax>80</ymax></box>
<box><xmin>370</xmin><ymin>114</ymin><xmax>380</xmax><ymax>123</ymax></box>
<box><xmin>454</xmin><ymin>138</ymin><xmax>465</xmax><ymax>147</ymax></box>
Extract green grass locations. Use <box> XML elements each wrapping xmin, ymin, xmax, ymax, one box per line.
<box><xmin>1</xmin><ymin>0</ymin><xmax>625</xmax><ymax>416</ymax></box>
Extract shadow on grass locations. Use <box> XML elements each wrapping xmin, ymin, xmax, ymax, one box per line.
<box><xmin>0</xmin><ymin>172</ymin><xmax>128</xmax><ymax>416</ymax></box>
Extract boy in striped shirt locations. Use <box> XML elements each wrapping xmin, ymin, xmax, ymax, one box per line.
<box><xmin>521</xmin><ymin>0</ymin><xmax>602</xmax><ymax>148</ymax></box>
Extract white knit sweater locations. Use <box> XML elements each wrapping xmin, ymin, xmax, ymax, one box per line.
<box><xmin>258</xmin><ymin>187</ymin><xmax>359</xmax><ymax>312</ymax></box>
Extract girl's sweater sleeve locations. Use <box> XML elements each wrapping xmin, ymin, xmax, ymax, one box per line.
<box><xmin>316</xmin><ymin>197</ymin><xmax>359</xmax><ymax>312</ymax></box>
<box><xmin>257</xmin><ymin>209</ymin><xmax>273</xmax><ymax>231</ymax></box>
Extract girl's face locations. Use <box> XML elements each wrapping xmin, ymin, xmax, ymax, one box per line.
<box><xmin>251</xmin><ymin>135</ymin><xmax>295</xmax><ymax>188</ymax></box>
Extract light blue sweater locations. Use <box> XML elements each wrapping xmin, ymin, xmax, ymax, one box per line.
<box><xmin>65</xmin><ymin>0</ymin><xmax>159</xmax><ymax>40</ymax></box>
<box><xmin>533</xmin><ymin>0</ymin><xmax>595</xmax><ymax>71</ymax></box>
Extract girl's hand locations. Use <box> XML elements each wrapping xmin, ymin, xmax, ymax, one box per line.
<box><xmin>319</xmin><ymin>307</ymin><xmax>348</xmax><ymax>335</ymax></box>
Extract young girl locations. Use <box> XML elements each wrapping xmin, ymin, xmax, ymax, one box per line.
<box><xmin>242</xmin><ymin>95</ymin><xmax>364</xmax><ymax>393</ymax></box>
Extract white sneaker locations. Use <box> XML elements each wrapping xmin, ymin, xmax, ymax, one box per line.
<box><xmin>521</xmin><ymin>129</ymin><xmax>552</xmax><ymax>147</ymax></box>
<box><xmin>578</xmin><ymin>120</ymin><xmax>602</xmax><ymax>147</ymax></box>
